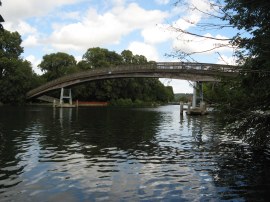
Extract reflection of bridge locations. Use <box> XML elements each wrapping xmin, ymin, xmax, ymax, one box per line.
<box><xmin>27</xmin><ymin>62</ymin><xmax>238</xmax><ymax>107</ymax></box>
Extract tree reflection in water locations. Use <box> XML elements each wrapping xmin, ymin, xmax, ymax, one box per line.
<box><xmin>0</xmin><ymin>106</ymin><xmax>270</xmax><ymax>201</ymax></box>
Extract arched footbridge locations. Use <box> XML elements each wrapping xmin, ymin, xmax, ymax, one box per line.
<box><xmin>27</xmin><ymin>62</ymin><xmax>238</xmax><ymax>99</ymax></box>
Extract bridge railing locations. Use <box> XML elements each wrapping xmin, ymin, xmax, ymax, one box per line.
<box><xmin>156</xmin><ymin>62</ymin><xmax>237</xmax><ymax>72</ymax></box>
<box><xmin>26</xmin><ymin>64</ymin><xmax>155</xmax><ymax>97</ymax></box>
<box><xmin>27</xmin><ymin>62</ymin><xmax>237</xmax><ymax>98</ymax></box>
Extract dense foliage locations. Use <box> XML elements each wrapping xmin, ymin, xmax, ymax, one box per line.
<box><xmin>0</xmin><ymin>30</ymin><xmax>40</xmax><ymax>104</ymax></box>
<box><xmin>223</xmin><ymin>0</ymin><xmax>270</xmax><ymax>147</ymax></box>
<box><xmin>39</xmin><ymin>52</ymin><xmax>77</xmax><ymax>81</ymax></box>
<box><xmin>71</xmin><ymin>48</ymin><xmax>174</xmax><ymax>104</ymax></box>
<box><xmin>202</xmin><ymin>0</ymin><xmax>270</xmax><ymax>147</ymax></box>
<box><xmin>223</xmin><ymin>0</ymin><xmax>270</xmax><ymax>109</ymax></box>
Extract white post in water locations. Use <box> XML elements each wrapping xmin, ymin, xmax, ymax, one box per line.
<box><xmin>68</xmin><ymin>89</ymin><xmax>72</xmax><ymax>105</ymax></box>
<box><xmin>187</xmin><ymin>102</ymin><xmax>191</xmax><ymax>114</ymax></box>
<box><xmin>192</xmin><ymin>81</ymin><xmax>197</xmax><ymax>108</ymax></box>
<box><xmin>180</xmin><ymin>101</ymin><xmax>184</xmax><ymax>115</ymax></box>
<box><xmin>60</xmin><ymin>88</ymin><xmax>64</xmax><ymax>106</ymax></box>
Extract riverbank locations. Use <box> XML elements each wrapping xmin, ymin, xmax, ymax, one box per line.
<box><xmin>23</xmin><ymin>99</ymin><xmax>162</xmax><ymax>108</ymax></box>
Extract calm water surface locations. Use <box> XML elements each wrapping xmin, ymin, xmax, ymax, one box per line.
<box><xmin>0</xmin><ymin>105</ymin><xmax>269</xmax><ymax>201</ymax></box>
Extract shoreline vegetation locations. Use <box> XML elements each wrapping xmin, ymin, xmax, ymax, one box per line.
<box><xmin>0</xmin><ymin>93</ymin><xmax>194</xmax><ymax>107</ymax></box>
<box><xmin>24</xmin><ymin>99</ymin><xmax>163</xmax><ymax>108</ymax></box>
<box><xmin>2</xmin><ymin>93</ymin><xmax>193</xmax><ymax>107</ymax></box>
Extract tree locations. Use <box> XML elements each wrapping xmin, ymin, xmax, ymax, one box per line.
<box><xmin>221</xmin><ymin>0</ymin><xmax>270</xmax><ymax>147</ymax></box>
<box><xmin>0</xmin><ymin>30</ymin><xmax>37</xmax><ymax>104</ymax></box>
<box><xmin>73</xmin><ymin>47</ymin><xmax>174</xmax><ymax>103</ymax></box>
<box><xmin>172</xmin><ymin>0</ymin><xmax>270</xmax><ymax>147</ymax></box>
<box><xmin>121</xmin><ymin>50</ymin><xmax>134</xmax><ymax>64</ymax></box>
<box><xmin>0</xmin><ymin>31</ymin><xmax>23</xmax><ymax>78</ymax></box>
<box><xmin>120</xmin><ymin>50</ymin><xmax>148</xmax><ymax>65</ymax></box>
<box><xmin>82</xmin><ymin>47</ymin><xmax>122</xmax><ymax>69</ymax></box>
<box><xmin>39</xmin><ymin>52</ymin><xmax>77</xmax><ymax>81</ymax></box>
<box><xmin>222</xmin><ymin>0</ymin><xmax>270</xmax><ymax>108</ymax></box>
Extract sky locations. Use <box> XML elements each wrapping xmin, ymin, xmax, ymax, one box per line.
<box><xmin>1</xmin><ymin>0</ymin><xmax>236</xmax><ymax>93</ymax></box>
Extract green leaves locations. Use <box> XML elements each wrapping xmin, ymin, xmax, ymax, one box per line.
<box><xmin>0</xmin><ymin>30</ymin><xmax>38</xmax><ymax>104</ymax></box>
<box><xmin>72</xmin><ymin>48</ymin><xmax>173</xmax><ymax>103</ymax></box>
<box><xmin>202</xmin><ymin>0</ymin><xmax>270</xmax><ymax>147</ymax></box>
<box><xmin>82</xmin><ymin>47</ymin><xmax>122</xmax><ymax>68</ymax></box>
<box><xmin>0</xmin><ymin>59</ymin><xmax>35</xmax><ymax>104</ymax></box>
<box><xmin>38</xmin><ymin>52</ymin><xmax>77</xmax><ymax>81</ymax></box>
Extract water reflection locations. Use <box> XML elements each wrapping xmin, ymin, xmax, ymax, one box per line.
<box><xmin>0</xmin><ymin>106</ymin><xmax>269</xmax><ymax>201</ymax></box>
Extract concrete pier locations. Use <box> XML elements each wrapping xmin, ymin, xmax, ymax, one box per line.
<box><xmin>186</xmin><ymin>101</ymin><xmax>208</xmax><ymax>115</ymax></box>
<box><xmin>57</xmin><ymin>88</ymin><xmax>76</xmax><ymax>108</ymax></box>
<box><xmin>186</xmin><ymin>80</ymin><xmax>208</xmax><ymax>115</ymax></box>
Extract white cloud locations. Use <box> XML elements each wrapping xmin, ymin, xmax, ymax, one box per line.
<box><xmin>128</xmin><ymin>41</ymin><xmax>159</xmax><ymax>61</ymax></box>
<box><xmin>1</xmin><ymin>0</ymin><xmax>84</xmax><ymax>21</ymax></box>
<box><xmin>171</xmin><ymin>0</ymin><xmax>215</xmax><ymax>31</ymax></box>
<box><xmin>217</xmin><ymin>54</ymin><xmax>237</xmax><ymax>65</ymax></box>
<box><xmin>25</xmin><ymin>55</ymin><xmax>42</xmax><ymax>75</ymax></box>
<box><xmin>190</xmin><ymin>0</ymin><xmax>212</xmax><ymax>14</ymax></box>
<box><xmin>155</xmin><ymin>0</ymin><xmax>170</xmax><ymax>5</ymax></box>
<box><xmin>58</xmin><ymin>11</ymin><xmax>81</xmax><ymax>21</ymax></box>
<box><xmin>172</xmin><ymin>32</ymin><xmax>231</xmax><ymax>56</ymax></box>
<box><xmin>4</xmin><ymin>21</ymin><xmax>37</xmax><ymax>35</ymax></box>
<box><xmin>141</xmin><ymin>24</ymin><xmax>172</xmax><ymax>45</ymax></box>
<box><xmin>22</xmin><ymin>35</ymin><xmax>40</xmax><ymax>47</ymax></box>
<box><xmin>113</xmin><ymin>3</ymin><xmax>168</xmax><ymax>28</ymax></box>
<box><xmin>47</xmin><ymin>3</ymin><xmax>168</xmax><ymax>52</ymax></box>
<box><xmin>111</xmin><ymin>0</ymin><xmax>126</xmax><ymax>7</ymax></box>
<box><xmin>2</xmin><ymin>0</ymin><xmax>170</xmax><ymax>57</ymax></box>
<box><xmin>173</xmin><ymin>18</ymin><xmax>195</xmax><ymax>31</ymax></box>
<box><xmin>48</xmin><ymin>12</ymin><xmax>126</xmax><ymax>51</ymax></box>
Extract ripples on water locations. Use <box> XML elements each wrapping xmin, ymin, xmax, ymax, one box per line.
<box><xmin>0</xmin><ymin>106</ymin><xmax>270</xmax><ymax>201</ymax></box>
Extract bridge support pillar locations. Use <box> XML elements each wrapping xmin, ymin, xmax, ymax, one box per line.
<box><xmin>198</xmin><ymin>81</ymin><xmax>203</xmax><ymax>104</ymax></box>
<box><xmin>192</xmin><ymin>82</ymin><xmax>197</xmax><ymax>108</ymax></box>
<box><xmin>60</xmin><ymin>88</ymin><xmax>72</xmax><ymax>106</ymax></box>
<box><xmin>192</xmin><ymin>81</ymin><xmax>203</xmax><ymax>108</ymax></box>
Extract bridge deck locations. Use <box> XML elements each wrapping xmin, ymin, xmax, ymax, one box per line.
<box><xmin>27</xmin><ymin>62</ymin><xmax>238</xmax><ymax>99</ymax></box>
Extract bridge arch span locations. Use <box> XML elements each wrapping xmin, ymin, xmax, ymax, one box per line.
<box><xmin>26</xmin><ymin>62</ymin><xmax>237</xmax><ymax>99</ymax></box>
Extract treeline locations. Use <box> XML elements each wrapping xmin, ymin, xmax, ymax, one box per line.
<box><xmin>0</xmin><ymin>30</ymin><xmax>174</xmax><ymax>105</ymax></box>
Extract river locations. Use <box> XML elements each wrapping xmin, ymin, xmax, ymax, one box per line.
<box><xmin>0</xmin><ymin>105</ymin><xmax>269</xmax><ymax>201</ymax></box>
